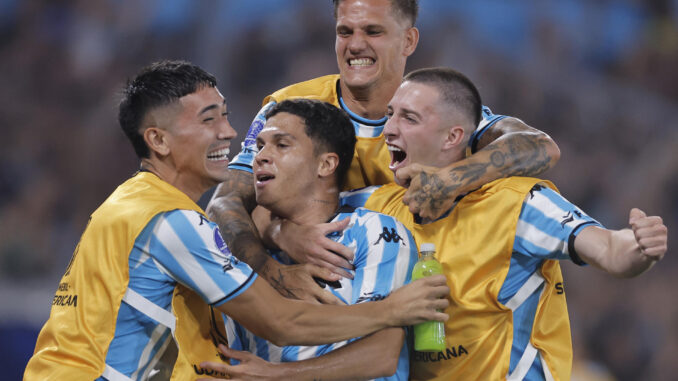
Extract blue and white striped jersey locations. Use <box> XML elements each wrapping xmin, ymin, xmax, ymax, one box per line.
<box><xmin>225</xmin><ymin>206</ymin><xmax>418</xmax><ymax>381</ymax></box>
<box><xmin>99</xmin><ymin>210</ymin><xmax>256</xmax><ymax>381</ymax></box>
<box><xmin>341</xmin><ymin>183</ymin><xmax>603</xmax><ymax>380</ymax></box>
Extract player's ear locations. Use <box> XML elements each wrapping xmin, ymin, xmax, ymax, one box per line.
<box><xmin>318</xmin><ymin>152</ymin><xmax>340</xmax><ymax>179</ymax></box>
<box><xmin>144</xmin><ymin>126</ymin><xmax>171</xmax><ymax>156</ymax></box>
<box><xmin>403</xmin><ymin>26</ymin><xmax>419</xmax><ymax>57</ymax></box>
<box><xmin>442</xmin><ymin>125</ymin><xmax>466</xmax><ymax>151</ymax></box>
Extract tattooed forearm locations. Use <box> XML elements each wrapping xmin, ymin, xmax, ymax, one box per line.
<box><xmin>207</xmin><ymin>169</ymin><xmax>270</xmax><ymax>272</ymax></box>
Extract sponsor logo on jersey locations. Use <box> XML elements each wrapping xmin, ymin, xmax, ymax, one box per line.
<box><xmin>413</xmin><ymin>345</ymin><xmax>469</xmax><ymax>362</ymax></box>
<box><xmin>192</xmin><ymin>364</ymin><xmax>227</xmax><ymax>377</ymax></box>
<box><xmin>374</xmin><ymin>227</ymin><xmax>405</xmax><ymax>246</ymax></box>
<box><xmin>52</xmin><ymin>293</ymin><xmax>78</xmax><ymax>307</ymax></box>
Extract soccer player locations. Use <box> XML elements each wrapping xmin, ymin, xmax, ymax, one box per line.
<box><xmin>22</xmin><ymin>61</ymin><xmax>450</xmax><ymax>381</ymax></box>
<box><xmin>209</xmin><ymin>0</ymin><xmax>562</xmax><ymax>300</ymax></box>
<box><xmin>337</xmin><ymin>67</ymin><xmax>669</xmax><ymax>380</ymax></box>
<box><xmin>221</xmin><ymin>98</ymin><xmax>418</xmax><ymax>380</ymax></box>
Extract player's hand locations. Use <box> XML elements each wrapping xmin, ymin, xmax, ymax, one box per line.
<box><xmin>197</xmin><ymin>344</ymin><xmax>290</xmax><ymax>381</ymax></box>
<box><xmin>273</xmin><ymin>216</ymin><xmax>355</xmax><ymax>278</ymax></box>
<box><xmin>396</xmin><ymin>164</ymin><xmax>462</xmax><ymax>220</ymax></box>
<box><xmin>267</xmin><ymin>262</ymin><xmax>344</xmax><ymax>305</ymax></box>
<box><xmin>384</xmin><ymin>274</ymin><xmax>450</xmax><ymax>326</ymax></box>
<box><xmin>629</xmin><ymin>208</ymin><xmax>668</xmax><ymax>261</ymax></box>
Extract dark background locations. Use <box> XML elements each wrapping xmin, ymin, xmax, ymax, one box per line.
<box><xmin>1</xmin><ymin>1</ymin><xmax>676</xmax><ymax>379</ymax></box>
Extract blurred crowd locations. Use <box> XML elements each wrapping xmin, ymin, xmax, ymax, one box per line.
<box><xmin>0</xmin><ymin>0</ymin><xmax>676</xmax><ymax>379</ymax></box>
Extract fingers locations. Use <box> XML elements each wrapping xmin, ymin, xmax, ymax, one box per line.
<box><xmin>394</xmin><ymin>165</ymin><xmax>416</xmax><ymax>186</ymax></box>
<box><xmin>628</xmin><ymin>207</ymin><xmax>646</xmax><ymax>223</ymax></box>
<box><xmin>218</xmin><ymin>344</ymin><xmax>250</xmax><ymax>361</ymax></box>
<box><xmin>628</xmin><ymin>209</ymin><xmax>668</xmax><ymax>260</ymax></box>
<box><xmin>323</xmin><ymin>239</ymin><xmax>355</xmax><ymax>263</ymax></box>
<box><xmin>314</xmin><ymin>288</ymin><xmax>345</xmax><ymax>305</ymax></box>
<box><xmin>305</xmin><ymin>263</ymin><xmax>343</xmax><ymax>282</ymax></box>
<box><xmin>306</xmin><ymin>246</ymin><xmax>353</xmax><ymax>276</ymax></box>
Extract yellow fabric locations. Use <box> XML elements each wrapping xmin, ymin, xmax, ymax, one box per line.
<box><xmin>23</xmin><ymin>172</ymin><xmax>203</xmax><ymax>381</ymax></box>
<box><xmin>265</xmin><ymin>74</ymin><xmax>393</xmax><ymax>190</ymax></box>
<box><xmin>363</xmin><ymin>177</ymin><xmax>572</xmax><ymax>381</ymax></box>
<box><xmin>170</xmin><ymin>287</ymin><xmax>230</xmax><ymax>380</ymax></box>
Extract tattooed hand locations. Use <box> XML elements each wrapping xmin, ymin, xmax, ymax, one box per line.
<box><xmin>396</xmin><ymin>117</ymin><xmax>559</xmax><ymax>220</ymax></box>
<box><xmin>397</xmin><ymin>163</ymin><xmax>463</xmax><ymax>220</ymax></box>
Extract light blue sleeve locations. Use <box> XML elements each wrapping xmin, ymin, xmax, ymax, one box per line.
<box><xmin>144</xmin><ymin>210</ymin><xmax>257</xmax><ymax>306</ymax></box>
<box><xmin>513</xmin><ymin>185</ymin><xmax>603</xmax><ymax>264</ymax></box>
<box><xmin>228</xmin><ymin>101</ymin><xmax>277</xmax><ymax>173</ymax></box>
<box><xmin>467</xmin><ymin>105</ymin><xmax>508</xmax><ymax>155</ymax></box>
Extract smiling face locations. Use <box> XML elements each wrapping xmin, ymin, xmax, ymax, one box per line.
<box><xmin>335</xmin><ymin>0</ymin><xmax>415</xmax><ymax>92</ymax></box>
<box><xmin>154</xmin><ymin>85</ymin><xmax>237</xmax><ymax>193</ymax></box>
<box><xmin>384</xmin><ymin>81</ymin><xmax>466</xmax><ymax>186</ymax></box>
<box><xmin>253</xmin><ymin>112</ymin><xmax>321</xmax><ymax>213</ymax></box>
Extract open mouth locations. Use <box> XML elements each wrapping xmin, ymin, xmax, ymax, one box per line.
<box><xmin>387</xmin><ymin>145</ymin><xmax>407</xmax><ymax>171</ymax></box>
<box><xmin>207</xmin><ymin>147</ymin><xmax>230</xmax><ymax>161</ymax></box>
<box><xmin>255</xmin><ymin>172</ymin><xmax>275</xmax><ymax>185</ymax></box>
<box><xmin>348</xmin><ymin>57</ymin><xmax>375</xmax><ymax>67</ymax></box>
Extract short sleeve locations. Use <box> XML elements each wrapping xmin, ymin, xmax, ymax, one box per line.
<box><xmin>144</xmin><ymin>210</ymin><xmax>257</xmax><ymax>306</ymax></box>
<box><xmin>513</xmin><ymin>184</ymin><xmax>603</xmax><ymax>264</ymax></box>
<box><xmin>466</xmin><ymin>105</ymin><xmax>508</xmax><ymax>156</ymax></box>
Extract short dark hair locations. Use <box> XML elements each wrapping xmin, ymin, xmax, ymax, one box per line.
<box><xmin>265</xmin><ymin>99</ymin><xmax>356</xmax><ymax>189</ymax></box>
<box><xmin>403</xmin><ymin>67</ymin><xmax>482</xmax><ymax>128</ymax></box>
<box><xmin>118</xmin><ymin>60</ymin><xmax>217</xmax><ymax>158</ymax></box>
<box><xmin>333</xmin><ymin>0</ymin><xmax>418</xmax><ymax>27</ymax></box>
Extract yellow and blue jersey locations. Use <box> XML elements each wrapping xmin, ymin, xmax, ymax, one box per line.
<box><xmin>24</xmin><ymin>172</ymin><xmax>256</xmax><ymax>381</ymax></box>
<box><xmin>229</xmin><ymin>75</ymin><xmax>506</xmax><ymax>190</ymax></box>
<box><xmin>340</xmin><ymin>178</ymin><xmax>602</xmax><ymax>381</ymax></box>
<box><xmin>225</xmin><ymin>205</ymin><xmax>418</xmax><ymax>381</ymax></box>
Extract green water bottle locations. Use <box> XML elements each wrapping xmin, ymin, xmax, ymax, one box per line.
<box><xmin>412</xmin><ymin>243</ymin><xmax>446</xmax><ymax>352</ymax></box>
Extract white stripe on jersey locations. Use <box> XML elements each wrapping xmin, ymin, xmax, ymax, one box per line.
<box><xmin>152</xmin><ymin>212</ymin><xmax>227</xmax><ymax>303</ymax></box>
<box><xmin>515</xmin><ymin>218</ymin><xmax>569</xmax><ymax>257</ymax></box>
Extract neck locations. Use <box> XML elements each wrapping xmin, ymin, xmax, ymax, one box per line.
<box><xmin>339</xmin><ymin>79</ymin><xmax>401</xmax><ymax>120</ymax></box>
<box><xmin>270</xmin><ymin>187</ymin><xmax>340</xmax><ymax>225</ymax></box>
<box><xmin>140</xmin><ymin>158</ymin><xmax>208</xmax><ymax>202</ymax></box>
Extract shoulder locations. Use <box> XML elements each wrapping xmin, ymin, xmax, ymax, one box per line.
<box><xmin>265</xmin><ymin>74</ymin><xmax>340</xmax><ymax>104</ymax></box>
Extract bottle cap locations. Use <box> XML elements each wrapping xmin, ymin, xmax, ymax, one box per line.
<box><xmin>420</xmin><ymin>243</ymin><xmax>435</xmax><ymax>252</ymax></box>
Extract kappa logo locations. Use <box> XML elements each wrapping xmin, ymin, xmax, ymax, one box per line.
<box><xmin>528</xmin><ymin>184</ymin><xmax>546</xmax><ymax>199</ymax></box>
<box><xmin>561</xmin><ymin>211</ymin><xmax>574</xmax><ymax>227</ymax></box>
<box><xmin>356</xmin><ymin>292</ymin><xmax>387</xmax><ymax>303</ymax></box>
<box><xmin>199</xmin><ymin>214</ymin><xmax>209</xmax><ymax>226</ymax></box>
<box><xmin>374</xmin><ymin>227</ymin><xmax>405</xmax><ymax>246</ymax></box>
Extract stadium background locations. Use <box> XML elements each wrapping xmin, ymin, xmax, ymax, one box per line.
<box><xmin>1</xmin><ymin>1</ymin><xmax>676</xmax><ymax>379</ymax></box>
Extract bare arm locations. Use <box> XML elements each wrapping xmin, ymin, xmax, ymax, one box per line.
<box><xmin>397</xmin><ymin>117</ymin><xmax>560</xmax><ymax>219</ymax></box>
<box><xmin>198</xmin><ymin>328</ymin><xmax>404</xmax><ymax>381</ymax></box>
<box><xmin>574</xmin><ymin>208</ymin><xmax>667</xmax><ymax>278</ymax></box>
<box><xmin>216</xmin><ymin>275</ymin><xmax>448</xmax><ymax>347</ymax></box>
<box><xmin>207</xmin><ymin>169</ymin><xmax>341</xmax><ymax>303</ymax></box>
